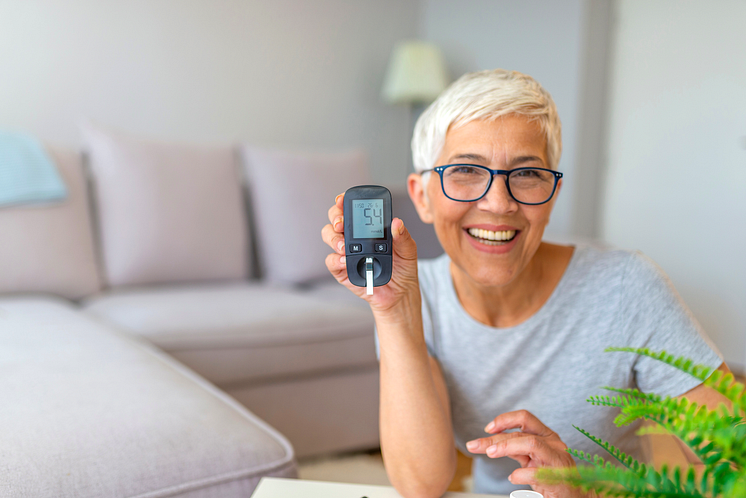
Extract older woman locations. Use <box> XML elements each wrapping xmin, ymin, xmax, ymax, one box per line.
<box><xmin>322</xmin><ymin>69</ymin><xmax>727</xmax><ymax>498</ymax></box>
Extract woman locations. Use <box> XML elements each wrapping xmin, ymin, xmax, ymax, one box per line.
<box><xmin>322</xmin><ymin>69</ymin><xmax>728</xmax><ymax>498</ymax></box>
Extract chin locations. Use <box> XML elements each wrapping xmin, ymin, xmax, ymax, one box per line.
<box><xmin>464</xmin><ymin>263</ymin><xmax>519</xmax><ymax>288</ymax></box>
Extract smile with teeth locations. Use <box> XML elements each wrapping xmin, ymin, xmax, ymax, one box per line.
<box><xmin>467</xmin><ymin>228</ymin><xmax>517</xmax><ymax>245</ymax></box>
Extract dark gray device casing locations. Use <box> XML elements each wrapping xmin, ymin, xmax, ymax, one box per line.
<box><xmin>343</xmin><ymin>185</ymin><xmax>393</xmax><ymax>287</ymax></box>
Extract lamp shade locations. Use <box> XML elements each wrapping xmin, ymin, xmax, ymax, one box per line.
<box><xmin>381</xmin><ymin>41</ymin><xmax>449</xmax><ymax>104</ymax></box>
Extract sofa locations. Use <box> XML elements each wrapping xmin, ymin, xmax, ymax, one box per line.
<box><xmin>0</xmin><ymin>125</ymin><xmax>442</xmax><ymax>496</ymax></box>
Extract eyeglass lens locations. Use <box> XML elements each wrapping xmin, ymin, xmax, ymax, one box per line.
<box><xmin>442</xmin><ymin>165</ymin><xmax>556</xmax><ymax>203</ymax></box>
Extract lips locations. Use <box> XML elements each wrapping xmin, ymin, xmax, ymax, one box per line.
<box><xmin>465</xmin><ymin>225</ymin><xmax>519</xmax><ymax>247</ymax></box>
<box><xmin>466</xmin><ymin>227</ymin><xmax>516</xmax><ymax>244</ymax></box>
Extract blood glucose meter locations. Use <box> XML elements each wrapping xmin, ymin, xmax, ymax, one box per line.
<box><xmin>343</xmin><ymin>185</ymin><xmax>393</xmax><ymax>295</ymax></box>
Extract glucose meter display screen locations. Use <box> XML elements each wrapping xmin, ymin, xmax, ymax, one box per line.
<box><xmin>352</xmin><ymin>199</ymin><xmax>384</xmax><ymax>239</ymax></box>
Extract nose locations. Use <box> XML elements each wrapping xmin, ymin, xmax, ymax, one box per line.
<box><xmin>475</xmin><ymin>173</ymin><xmax>518</xmax><ymax>213</ymax></box>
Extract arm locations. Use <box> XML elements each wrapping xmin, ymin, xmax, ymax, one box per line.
<box><xmin>322</xmin><ymin>194</ymin><xmax>456</xmax><ymax>498</ymax></box>
<box><xmin>676</xmin><ymin>362</ymin><xmax>732</xmax><ymax>411</ymax></box>
<box><xmin>665</xmin><ymin>362</ymin><xmax>734</xmax><ymax>466</ymax></box>
<box><xmin>380</xmin><ymin>339</ymin><xmax>456</xmax><ymax>498</ymax></box>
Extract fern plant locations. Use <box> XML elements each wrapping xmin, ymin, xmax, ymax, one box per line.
<box><xmin>539</xmin><ymin>347</ymin><xmax>745</xmax><ymax>497</ymax></box>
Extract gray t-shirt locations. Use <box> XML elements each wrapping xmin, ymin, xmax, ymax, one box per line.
<box><xmin>417</xmin><ymin>244</ymin><xmax>722</xmax><ymax>495</ymax></box>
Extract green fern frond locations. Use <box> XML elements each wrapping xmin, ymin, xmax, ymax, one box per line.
<box><xmin>542</xmin><ymin>349</ymin><xmax>746</xmax><ymax>498</ymax></box>
<box><xmin>703</xmin><ymin>370</ymin><xmax>745</xmax><ymax>410</ymax></box>
<box><xmin>540</xmin><ymin>463</ymin><xmax>705</xmax><ymax>498</ymax></box>
<box><xmin>602</xmin><ymin>386</ymin><xmax>663</xmax><ymax>402</ymax></box>
<box><xmin>567</xmin><ymin>447</ymin><xmax>609</xmax><ymax>469</ymax></box>
<box><xmin>605</xmin><ymin>347</ymin><xmax>745</xmax><ymax>408</ymax></box>
<box><xmin>635</xmin><ymin>424</ymin><xmax>672</xmax><ymax>436</ymax></box>
<box><xmin>573</xmin><ymin>426</ymin><xmax>648</xmax><ymax>473</ymax></box>
<box><xmin>604</xmin><ymin>347</ymin><xmax>714</xmax><ymax>382</ymax></box>
<box><xmin>587</xmin><ymin>393</ymin><xmax>646</xmax><ymax>409</ymax></box>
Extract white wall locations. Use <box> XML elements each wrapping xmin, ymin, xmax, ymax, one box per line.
<box><xmin>2</xmin><ymin>0</ymin><xmax>611</xmax><ymax>233</ymax></box>
<box><xmin>0</xmin><ymin>0</ymin><xmax>418</xmax><ymax>186</ymax></box>
<box><xmin>602</xmin><ymin>0</ymin><xmax>746</xmax><ymax>369</ymax></box>
<box><xmin>419</xmin><ymin>0</ymin><xmax>590</xmax><ymax>238</ymax></box>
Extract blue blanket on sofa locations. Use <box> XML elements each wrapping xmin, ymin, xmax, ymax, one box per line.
<box><xmin>0</xmin><ymin>131</ymin><xmax>67</xmax><ymax>207</ymax></box>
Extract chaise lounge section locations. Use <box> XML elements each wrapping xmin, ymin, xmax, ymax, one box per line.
<box><xmin>0</xmin><ymin>296</ymin><xmax>296</xmax><ymax>497</ymax></box>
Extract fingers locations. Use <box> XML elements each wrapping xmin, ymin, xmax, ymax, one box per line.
<box><xmin>467</xmin><ymin>432</ymin><xmax>566</xmax><ymax>459</ymax></box>
<box><xmin>327</xmin><ymin>193</ymin><xmax>344</xmax><ymax>225</ymax></box>
<box><xmin>325</xmin><ymin>251</ymin><xmax>347</xmax><ymax>277</ymax></box>
<box><xmin>391</xmin><ymin>218</ymin><xmax>417</xmax><ymax>261</ymax></box>
<box><xmin>321</xmin><ymin>223</ymin><xmax>345</xmax><ymax>254</ymax></box>
<box><xmin>484</xmin><ymin>410</ymin><xmax>555</xmax><ymax>438</ymax></box>
<box><xmin>481</xmin><ymin>433</ymin><xmax>553</xmax><ymax>461</ymax></box>
<box><xmin>470</xmin><ymin>433</ymin><xmax>573</xmax><ymax>472</ymax></box>
<box><xmin>465</xmin><ymin>431</ymin><xmax>525</xmax><ymax>454</ymax></box>
<box><xmin>508</xmin><ymin>467</ymin><xmax>539</xmax><ymax>486</ymax></box>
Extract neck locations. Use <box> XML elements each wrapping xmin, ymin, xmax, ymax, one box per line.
<box><xmin>450</xmin><ymin>242</ymin><xmax>573</xmax><ymax>328</ymax></box>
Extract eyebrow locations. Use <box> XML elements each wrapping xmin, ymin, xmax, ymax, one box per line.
<box><xmin>509</xmin><ymin>155</ymin><xmax>544</xmax><ymax>167</ymax></box>
<box><xmin>449</xmin><ymin>153</ymin><xmax>487</xmax><ymax>162</ymax></box>
<box><xmin>447</xmin><ymin>154</ymin><xmax>545</xmax><ymax>167</ymax></box>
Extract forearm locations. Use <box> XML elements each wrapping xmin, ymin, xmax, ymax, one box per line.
<box><xmin>376</xmin><ymin>297</ymin><xmax>456</xmax><ymax>498</ymax></box>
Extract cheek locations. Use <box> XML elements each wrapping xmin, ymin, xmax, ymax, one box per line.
<box><xmin>431</xmin><ymin>202</ymin><xmax>471</xmax><ymax>238</ymax></box>
<box><xmin>522</xmin><ymin>205</ymin><xmax>554</xmax><ymax>232</ymax></box>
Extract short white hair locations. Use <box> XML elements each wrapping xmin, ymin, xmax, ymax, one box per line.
<box><xmin>411</xmin><ymin>69</ymin><xmax>562</xmax><ymax>173</ymax></box>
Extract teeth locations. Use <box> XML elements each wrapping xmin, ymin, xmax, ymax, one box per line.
<box><xmin>467</xmin><ymin>228</ymin><xmax>516</xmax><ymax>243</ymax></box>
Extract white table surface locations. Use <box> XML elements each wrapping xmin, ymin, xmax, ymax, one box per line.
<box><xmin>251</xmin><ymin>477</ymin><xmax>506</xmax><ymax>498</ymax></box>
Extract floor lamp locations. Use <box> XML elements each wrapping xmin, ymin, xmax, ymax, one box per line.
<box><xmin>381</xmin><ymin>41</ymin><xmax>449</xmax><ymax>175</ymax></box>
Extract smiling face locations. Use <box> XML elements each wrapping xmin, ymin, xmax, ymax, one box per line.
<box><xmin>408</xmin><ymin>114</ymin><xmax>561</xmax><ymax>288</ymax></box>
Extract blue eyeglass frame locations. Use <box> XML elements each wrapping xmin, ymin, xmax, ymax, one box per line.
<box><xmin>423</xmin><ymin>164</ymin><xmax>564</xmax><ymax>205</ymax></box>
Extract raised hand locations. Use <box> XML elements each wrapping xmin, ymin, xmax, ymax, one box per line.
<box><xmin>321</xmin><ymin>192</ymin><xmax>420</xmax><ymax>318</ymax></box>
<box><xmin>466</xmin><ymin>410</ymin><xmax>590</xmax><ymax>498</ymax></box>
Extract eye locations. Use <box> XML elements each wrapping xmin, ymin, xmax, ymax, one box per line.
<box><xmin>447</xmin><ymin>165</ymin><xmax>484</xmax><ymax>175</ymax></box>
<box><xmin>512</xmin><ymin>168</ymin><xmax>542</xmax><ymax>178</ymax></box>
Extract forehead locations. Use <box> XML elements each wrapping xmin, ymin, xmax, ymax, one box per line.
<box><xmin>440</xmin><ymin>115</ymin><xmax>547</xmax><ymax>163</ymax></box>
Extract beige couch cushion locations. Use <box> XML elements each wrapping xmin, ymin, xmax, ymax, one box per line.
<box><xmin>82</xmin><ymin>282</ymin><xmax>376</xmax><ymax>386</ymax></box>
<box><xmin>0</xmin><ymin>147</ymin><xmax>102</xmax><ymax>300</ymax></box>
<box><xmin>82</xmin><ymin>124</ymin><xmax>249</xmax><ymax>288</ymax></box>
<box><xmin>0</xmin><ymin>296</ymin><xmax>295</xmax><ymax>497</ymax></box>
<box><xmin>241</xmin><ymin>146</ymin><xmax>369</xmax><ymax>285</ymax></box>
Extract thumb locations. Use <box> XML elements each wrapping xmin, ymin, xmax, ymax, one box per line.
<box><xmin>391</xmin><ymin>218</ymin><xmax>417</xmax><ymax>261</ymax></box>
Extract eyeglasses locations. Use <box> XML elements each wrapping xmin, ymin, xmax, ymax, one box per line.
<box><xmin>422</xmin><ymin>164</ymin><xmax>563</xmax><ymax>205</ymax></box>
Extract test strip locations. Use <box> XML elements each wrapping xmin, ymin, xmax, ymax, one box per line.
<box><xmin>365</xmin><ymin>257</ymin><xmax>374</xmax><ymax>295</ymax></box>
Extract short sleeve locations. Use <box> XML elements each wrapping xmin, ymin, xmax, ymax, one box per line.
<box><xmin>620</xmin><ymin>251</ymin><xmax>723</xmax><ymax>397</ymax></box>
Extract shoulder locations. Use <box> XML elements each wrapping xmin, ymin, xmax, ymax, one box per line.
<box><xmin>562</xmin><ymin>243</ymin><xmax>641</xmax><ymax>291</ymax></box>
<box><xmin>572</xmin><ymin>242</ymin><xmax>635</xmax><ymax>272</ymax></box>
<box><xmin>567</xmin><ymin>243</ymin><xmax>674</xmax><ymax>295</ymax></box>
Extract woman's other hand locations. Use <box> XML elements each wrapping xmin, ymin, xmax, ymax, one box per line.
<box><xmin>465</xmin><ymin>410</ymin><xmax>590</xmax><ymax>498</ymax></box>
<box><xmin>321</xmin><ymin>192</ymin><xmax>420</xmax><ymax>319</ymax></box>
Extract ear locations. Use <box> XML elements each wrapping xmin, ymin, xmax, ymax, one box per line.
<box><xmin>407</xmin><ymin>173</ymin><xmax>435</xmax><ymax>224</ymax></box>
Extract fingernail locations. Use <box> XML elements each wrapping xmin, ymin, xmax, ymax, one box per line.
<box><xmin>466</xmin><ymin>440</ymin><xmax>479</xmax><ymax>451</ymax></box>
<box><xmin>398</xmin><ymin>221</ymin><xmax>405</xmax><ymax>235</ymax></box>
<box><xmin>485</xmin><ymin>421</ymin><xmax>495</xmax><ymax>432</ymax></box>
<box><xmin>334</xmin><ymin>217</ymin><xmax>342</xmax><ymax>229</ymax></box>
<box><xmin>508</xmin><ymin>474</ymin><xmax>514</xmax><ymax>483</ymax></box>
<box><xmin>486</xmin><ymin>445</ymin><xmax>497</xmax><ymax>456</ymax></box>
<box><xmin>340</xmin><ymin>256</ymin><xmax>346</xmax><ymax>265</ymax></box>
<box><xmin>335</xmin><ymin>194</ymin><xmax>343</xmax><ymax>203</ymax></box>
<box><xmin>337</xmin><ymin>240</ymin><xmax>344</xmax><ymax>251</ymax></box>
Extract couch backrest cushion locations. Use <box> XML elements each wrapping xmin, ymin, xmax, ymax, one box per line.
<box><xmin>0</xmin><ymin>146</ymin><xmax>103</xmax><ymax>300</ymax></box>
<box><xmin>241</xmin><ymin>146</ymin><xmax>369</xmax><ymax>286</ymax></box>
<box><xmin>83</xmin><ymin>125</ymin><xmax>250</xmax><ymax>288</ymax></box>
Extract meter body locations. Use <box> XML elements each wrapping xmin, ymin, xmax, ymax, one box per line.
<box><xmin>343</xmin><ymin>185</ymin><xmax>393</xmax><ymax>293</ymax></box>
